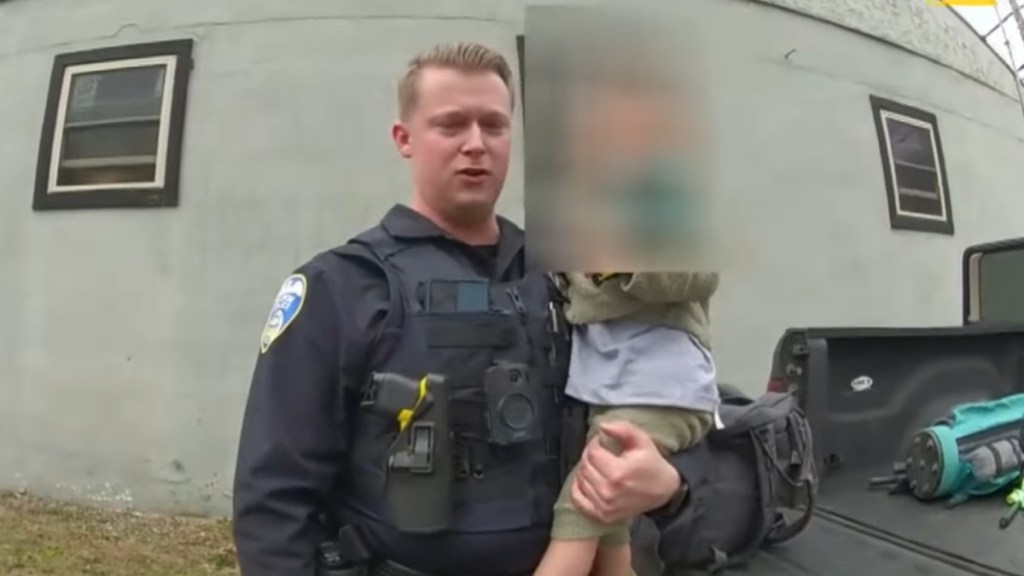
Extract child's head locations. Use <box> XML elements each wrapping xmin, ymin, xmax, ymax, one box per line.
<box><xmin>528</xmin><ymin>8</ymin><xmax>717</xmax><ymax>273</ymax></box>
<box><xmin>563</xmin><ymin>61</ymin><xmax>705</xmax><ymax>272</ymax></box>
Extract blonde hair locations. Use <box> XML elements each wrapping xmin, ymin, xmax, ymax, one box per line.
<box><xmin>398</xmin><ymin>42</ymin><xmax>516</xmax><ymax>120</ymax></box>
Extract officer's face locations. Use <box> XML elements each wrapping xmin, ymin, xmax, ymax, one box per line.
<box><xmin>393</xmin><ymin>67</ymin><xmax>513</xmax><ymax>220</ymax></box>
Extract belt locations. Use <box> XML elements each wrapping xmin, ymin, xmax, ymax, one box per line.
<box><xmin>319</xmin><ymin>544</ymin><xmax>528</xmax><ymax>576</ymax></box>
<box><xmin>318</xmin><ymin>526</ymin><xmax>530</xmax><ymax>576</ymax></box>
<box><xmin>371</xmin><ymin>560</ymin><xmax>430</xmax><ymax>576</ymax></box>
<box><xmin>371</xmin><ymin>560</ymin><xmax>529</xmax><ymax>576</ymax></box>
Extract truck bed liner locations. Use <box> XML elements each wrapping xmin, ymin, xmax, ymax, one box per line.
<box><xmin>754</xmin><ymin>511</ymin><xmax>1009</xmax><ymax>576</ymax></box>
<box><xmin>743</xmin><ymin>468</ymin><xmax>1023</xmax><ymax>576</ymax></box>
<box><xmin>808</xmin><ymin>471</ymin><xmax>1023</xmax><ymax>576</ymax></box>
<box><xmin>754</xmin><ymin>326</ymin><xmax>1024</xmax><ymax>576</ymax></box>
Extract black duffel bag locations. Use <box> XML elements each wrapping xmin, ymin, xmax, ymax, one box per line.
<box><xmin>632</xmin><ymin>384</ymin><xmax>818</xmax><ymax>575</ymax></box>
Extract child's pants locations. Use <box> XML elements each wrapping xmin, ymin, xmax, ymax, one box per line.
<box><xmin>550</xmin><ymin>405</ymin><xmax>714</xmax><ymax>545</ymax></box>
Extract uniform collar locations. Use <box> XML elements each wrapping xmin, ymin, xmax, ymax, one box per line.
<box><xmin>380</xmin><ymin>203</ymin><xmax>525</xmax><ymax>278</ymax></box>
<box><xmin>380</xmin><ymin>203</ymin><xmax>448</xmax><ymax>240</ymax></box>
<box><xmin>380</xmin><ymin>203</ymin><xmax>523</xmax><ymax>249</ymax></box>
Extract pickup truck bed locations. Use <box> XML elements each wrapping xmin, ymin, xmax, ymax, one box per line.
<box><xmin>750</xmin><ymin>516</ymin><xmax>988</xmax><ymax>576</ymax></box>
<box><xmin>745</xmin><ymin>326</ymin><xmax>1024</xmax><ymax>576</ymax></box>
<box><xmin>755</xmin><ymin>473</ymin><xmax>1021</xmax><ymax>576</ymax></box>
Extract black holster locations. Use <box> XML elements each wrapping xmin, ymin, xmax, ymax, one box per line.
<box><xmin>316</xmin><ymin>525</ymin><xmax>372</xmax><ymax>576</ymax></box>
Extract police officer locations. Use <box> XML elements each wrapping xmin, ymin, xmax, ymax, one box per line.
<box><xmin>232</xmin><ymin>41</ymin><xmax>703</xmax><ymax>576</ymax></box>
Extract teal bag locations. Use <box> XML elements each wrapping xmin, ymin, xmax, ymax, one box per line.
<box><xmin>872</xmin><ymin>392</ymin><xmax>1024</xmax><ymax>508</ymax></box>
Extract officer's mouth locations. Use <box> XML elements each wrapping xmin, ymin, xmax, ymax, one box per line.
<box><xmin>456</xmin><ymin>168</ymin><xmax>491</xmax><ymax>183</ymax></box>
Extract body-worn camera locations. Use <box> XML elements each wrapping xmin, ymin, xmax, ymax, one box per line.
<box><xmin>484</xmin><ymin>362</ymin><xmax>542</xmax><ymax>446</ymax></box>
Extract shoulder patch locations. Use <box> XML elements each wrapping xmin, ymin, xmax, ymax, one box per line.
<box><xmin>260</xmin><ymin>273</ymin><xmax>307</xmax><ymax>353</ymax></box>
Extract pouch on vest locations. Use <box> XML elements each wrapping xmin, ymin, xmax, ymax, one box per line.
<box><xmin>361</xmin><ymin>372</ymin><xmax>454</xmax><ymax>534</ymax></box>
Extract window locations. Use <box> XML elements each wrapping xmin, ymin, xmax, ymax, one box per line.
<box><xmin>33</xmin><ymin>39</ymin><xmax>193</xmax><ymax>211</ymax></box>
<box><xmin>869</xmin><ymin>95</ymin><xmax>954</xmax><ymax>235</ymax></box>
<box><xmin>963</xmin><ymin>237</ymin><xmax>1024</xmax><ymax>325</ymax></box>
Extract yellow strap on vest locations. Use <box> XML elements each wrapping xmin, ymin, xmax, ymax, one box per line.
<box><xmin>396</xmin><ymin>376</ymin><xmax>429</xmax><ymax>432</ymax></box>
<box><xmin>591</xmin><ymin>272</ymin><xmax>628</xmax><ymax>286</ymax></box>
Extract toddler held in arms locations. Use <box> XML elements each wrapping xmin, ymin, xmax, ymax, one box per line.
<box><xmin>532</xmin><ymin>271</ymin><xmax>720</xmax><ymax>576</ymax></box>
<box><xmin>531</xmin><ymin>22</ymin><xmax>721</xmax><ymax>575</ymax></box>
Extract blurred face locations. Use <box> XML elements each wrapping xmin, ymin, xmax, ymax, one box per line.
<box><xmin>563</xmin><ymin>77</ymin><xmax>694</xmax><ymax>270</ymax></box>
<box><xmin>392</xmin><ymin>67</ymin><xmax>513</xmax><ymax>223</ymax></box>
<box><xmin>572</xmin><ymin>78</ymin><xmax>683</xmax><ymax>172</ymax></box>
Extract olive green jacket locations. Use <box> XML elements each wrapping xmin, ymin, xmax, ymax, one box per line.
<box><xmin>562</xmin><ymin>272</ymin><xmax>718</xmax><ymax>350</ymax></box>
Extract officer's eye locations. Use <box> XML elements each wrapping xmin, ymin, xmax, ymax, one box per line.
<box><xmin>480</xmin><ymin>115</ymin><xmax>510</xmax><ymax>133</ymax></box>
<box><xmin>432</xmin><ymin>113</ymin><xmax>469</xmax><ymax>132</ymax></box>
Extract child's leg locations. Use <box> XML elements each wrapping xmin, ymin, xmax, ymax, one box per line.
<box><xmin>583</xmin><ymin>407</ymin><xmax>714</xmax><ymax>576</ymax></box>
<box><xmin>534</xmin><ymin>412</ymin><xmax>625</xmax><ymax>576</ymax></box>
<box><xmin>592</xmin><ymin>527</ymin><xmax>632</xmax><ymax>576</ymax></box>
<box><xmin>590</xmin><ymin>406</ymin><xmax>713</xmax><ymax>454</ymax></box>
<box><xmin>533</xmin><ymin>538</ymin><xmax>600</xmax><ymax>576</ymax></box>
<box><xmin>532</xmin><ymin>464</ymin><xmax>602</xmax><ymax>576</ymax></box>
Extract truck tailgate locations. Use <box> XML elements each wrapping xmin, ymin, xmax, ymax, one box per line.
<box><xmin>759</xmin><ymin>326</ymin><xmax>1024</xmax><ymax>576</ymax></box>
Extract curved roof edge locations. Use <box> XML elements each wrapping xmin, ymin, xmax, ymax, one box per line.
<box><xmin>755</xmin><ymin>0</ymin><xmax>1021</xmax><ymax>99</ymax></box>
<box><xmin>950</xmin><ymin>3</ymin><xmax>1024</xmax><ymax>84</ymax></box>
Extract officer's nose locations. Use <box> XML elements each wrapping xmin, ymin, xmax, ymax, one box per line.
<box><xmin>461</xmin><ymin>123</ymin><xmax>486</xmax><ymax>155</ymax></box>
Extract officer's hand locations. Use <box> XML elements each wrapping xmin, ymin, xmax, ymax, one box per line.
<box><xmin>571</xmin><ymin>420</ymin><xmax>682</xmax><ymax>524</ymax></box>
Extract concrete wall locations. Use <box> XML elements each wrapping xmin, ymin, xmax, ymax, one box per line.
<box><xmin>0</xmin><ymin>0</ymin><xmax>524</xmax><ymax>515</ymax></box>
<box><xmin>684</xmin><ymin>0</ymin><xmax>1024</xmax><ymax>392</ymax></box>
<box><xmin>760</xmin><ymin>0</ymin><xmax>1020</xmax><ymax>98</ymax></box>
<box><xmin>1</xmin><ymin>0</ymin><xmax>1022</xmax><ymax>515</ymax></box>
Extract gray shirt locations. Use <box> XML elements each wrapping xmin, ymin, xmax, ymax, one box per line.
<box><xmin>565</xmin><ymin>319</ymin><xmax>720</xmax><ymax>412</ymax></box>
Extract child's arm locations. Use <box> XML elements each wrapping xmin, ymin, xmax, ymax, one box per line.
<box><xmin>618</xmin><ymin>271</ymin><xmax>719</xmax><ymax>304</ymax></box>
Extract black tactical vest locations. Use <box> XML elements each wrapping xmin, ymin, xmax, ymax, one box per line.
<box><xmin>335</xmin><ymin>223</ymin><xmax>574</xmax><ymax>573</ymax></box>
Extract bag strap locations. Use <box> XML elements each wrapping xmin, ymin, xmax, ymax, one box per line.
<box><xmin>764</xmin><ymin>410</ymin><xmax>817</xmax><ymax>545</ymax></box>
<box><xmin>706</xmin><ymin>408</ymin><xmax>818</xmax><ymax>573</ymax></box>
<box><xmin>704</xmin><ymin>428</ymin><xmax>777</xmax><ymax>574</ymax></box>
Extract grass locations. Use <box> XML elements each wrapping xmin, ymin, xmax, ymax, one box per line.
<box><xmin>0</xmin><ymin>490</ymin><xmax>238</xmax><ymax>576</ymax></box>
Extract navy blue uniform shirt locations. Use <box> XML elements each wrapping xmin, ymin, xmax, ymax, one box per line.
<box><xmin>231</xmin><ymin>204</ymin><xmax>707</xmax><ymax>576</ymax></box>
<box><xmin>232</xmin><ymin>205</ymin><xmax>525</xmax><ymax>575</ymax></box>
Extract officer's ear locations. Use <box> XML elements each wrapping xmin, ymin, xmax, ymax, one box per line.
<box><xmin>392</xmin><ymin>121</ymin><xmax>413</xmax><ymax>159</ymax></box>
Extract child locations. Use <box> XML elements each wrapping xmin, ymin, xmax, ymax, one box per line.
<box><xmin>532</xmin><ymin>31</ymin><xmax>720</xmax><ymax>575</ymax></box>
<box><xmin>532</xmin><ymin>270</ymin><xmax>720</xmax><ymax>576</ymax></box>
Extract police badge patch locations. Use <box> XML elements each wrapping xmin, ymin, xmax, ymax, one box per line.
<box><xmin>260</xmin><ymin>273</ymin><xmax>307</xmax><ymax>353</ymax></box>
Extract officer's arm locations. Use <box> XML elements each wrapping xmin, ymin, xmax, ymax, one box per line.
<box><xmin>647</xmin><ymin>443</ymin><xmax>711</xmax><ymax>526</ymax></box>
<box><xmin>232</xmin><ymin>257</ymin><xmax>384</xmax><ymax>575</ymax></box>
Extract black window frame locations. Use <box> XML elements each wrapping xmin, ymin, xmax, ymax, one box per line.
<box><xmin>869</xmin><ymin>95</ymin><xmax>954</xmax><ymax>235</ymax></box>
<box><xmin>33</xmin><ymin>39</ymin><xmax>194</xmax><ymax>211</ymax></box>
<box><xmin>516</xmin><ymin>34</ymin><xmax>526</xmax><ymax>118</ymax></box>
